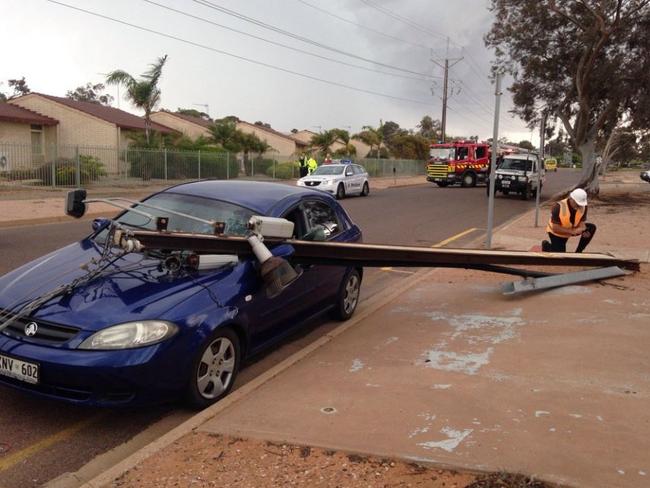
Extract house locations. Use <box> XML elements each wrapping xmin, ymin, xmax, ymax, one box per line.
<box><xmin>291</xmin><ymin>129</ymin><xmax>371</xmax><ymax>158</ymax></box>
<box><xmin>150</xmin><ymin>111</ymin><xmax>212</xmax><ymax>140</ymax></box>
<box><xmin>4</xmin><ymin>93</ymin><xmax>175</xmax><ymax>173</ymax></box>
<box><xmin>150</xmin><ymin>111</ymin><xmax>307</xmax><ymax>158</ymax></box>
<box><xmin>0</xmin><ymin>103</ymin><xmax>59</xmax><ymax>167</ymax></box>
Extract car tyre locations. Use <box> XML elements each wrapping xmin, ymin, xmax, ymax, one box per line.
<box><xmin>435</xmin><ymin>181</ymin><xmax>449</xmax><ymax>187</ymax></box>
<box><xmin>521</xmin><ymin>185</ymin><xmax>531</xmax><ymax>200</ymax></box>
<box><xmin>361</xmin><ymin>182</ymin><xmax>370</xmax><ymax>196</ymax></box>
<box><xmin>461</xmin><ymin>172</ymin><xmax>477</xmax><ymax>187</ymax></box>
<box><xmin>330</xmin><ymin>269</ymin><xmax>361</xmax><ymax>321</ymax></box>
<box><xmin>186</xmin><ymin>327</ymin><xmax>240</xmax><ymax>409</ymax></box>
<box><xmin>336</xmin><ymin>183</ymin><xmax>346</xmax><ymax>200</ymax></box>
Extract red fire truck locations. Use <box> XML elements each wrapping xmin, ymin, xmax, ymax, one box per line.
<box><xmin>426</xmin><ymin>141</ymin><xmax>491</xmax><ymax>187</ymax></box>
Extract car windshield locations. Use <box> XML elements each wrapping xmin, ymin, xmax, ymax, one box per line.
<box><xmin>499</xmin><ymin>159</ymin><xmax>534</xmax><ymax>171</ymax></box>
<box><xmin>312</xmin><ymin>166</ymin><xmax>344</xmax><ymax>175</ymax></box>
<box><xmin>430</xmin><ymin>147</ymin><xmax>455</xmax><ymax>160</ymax></box>
<box><xmin>95</xmin><ymin>193</ymin><xmax>255</xmax><ymax>241</ymax></box>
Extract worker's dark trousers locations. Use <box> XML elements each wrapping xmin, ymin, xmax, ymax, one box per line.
<box><xmin>299</xmin><ymin>166</ymin><xmax>308</xmax><ymax>178</ymax></box>
<box><xmin>547</xmin><ymin>223</ymin><xmax>597</xmax><ymax>253</ymax></box>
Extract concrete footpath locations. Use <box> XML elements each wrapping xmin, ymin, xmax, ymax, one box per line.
<box><xmin>0</xmin><ymin>176</ymin><xmax>426</xmax><ymax>228</ymax></box>
<box><xmin>78</xmin><ymin>180</ymin><xmax>650</xmax><ymax>487</ymax></box>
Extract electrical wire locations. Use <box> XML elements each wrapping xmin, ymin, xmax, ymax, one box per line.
<box><xmin>191</xmin><ymin>0</ymin><xmax>436</xmax><ymax>79</ymax></box>
<box><xmin>295</xmin><ymin>0</ymin><xmax>433</xmax><ymax>52</ymax></box>
<box><xmin>43</xmin><ymin>0</ymin><xmax>434</xmax><ymax>106</ymax></box>
<box><xmin>142</xmin><ymin>0</ymin><xmax>437</xmax><ymax>83</ymax></box>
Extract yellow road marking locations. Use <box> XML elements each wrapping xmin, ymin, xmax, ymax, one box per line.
<box><xmin>0</xmin><ymin>414</ymin><xmax>105</xmax><ymax>473</ymax></box>
<box><xmin>380</xmin><ymin>267</ymin><xmax>415</xmax><ymax>275</ymax></box>
<box><xmin>432</xmin><ymin>228</ymin><xmax>478</xmax><ymax>248</ymax></box>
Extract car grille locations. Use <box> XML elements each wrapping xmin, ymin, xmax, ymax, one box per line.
<box><xmin>427</xmin><ymin>163</ymin><xmax>449</xmax><ymax>177</ymax></box>
<box><xmin>0</xmin><ymin>311</ymin><xmax>80</xmax><ymax>345</ymax></box>
<box><xmin>305</xmin><ymin>181</ymin><xmax>321</xmax><ymax>187</ymax></box>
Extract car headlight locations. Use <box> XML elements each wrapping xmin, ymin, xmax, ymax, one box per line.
<box><xmin>78</xmin><ymin>321</ymin><xmax>178</xmax><ymax>350</ymax></box>
<box><xmin>322</xmin><ymin>180</ymin><xmax>332</xmax><ymax>185</ymax></box>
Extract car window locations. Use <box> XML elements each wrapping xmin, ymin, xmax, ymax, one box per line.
<box><xmin>300</xmin><ymin>201</ymin><xmax>342</xmax><ymax>241</ymax></box>
<box><xmin>96</xmin><ymin>193</ymin><xmax>254</xmax><ymax>239</ymax></box>
<box><xmin>312</xmin><ymin>166</ymin><xmax>344</xmax><ymax>175</ymax></box>
<box><xmin>345</xmin><ymin>166</ymin><xmax>354</xmax><ymax>176</ymax></box>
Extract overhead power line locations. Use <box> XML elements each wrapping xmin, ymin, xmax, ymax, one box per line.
<box><xmin>295</xmin><ymin>0</ymin><xmax>432</xmax><ymax>51</ymax></box>
<box><xmin>360</xmin><ymin>0</ymin><xmax>447</xmax><ymax>41</ymax></box>
<box><xmin>191</xmin><ymin>0</ymin><xmax>436</xmax><ymax>80</ymax></box>
<box><xmin>44</xmin><ymin>0</ymin><xmax>433</xmax><ymax>106</ymax></box>
<box><xmin>142</xmin><ymin>0</ymin><xmax>436</xmax><ymax>82</ymax></box>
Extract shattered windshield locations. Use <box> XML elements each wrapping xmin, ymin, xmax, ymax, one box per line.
<box><xmin>429</xmin><ymin>148</ymin><xmax>455</xmax><ymax>160</ymax></box>
<box><xmin>96</xmin><ymin>193</ymin><xmax>255</xmax><ymax>240</ymax></box>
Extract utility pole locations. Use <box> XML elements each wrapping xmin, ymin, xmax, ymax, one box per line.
<box><xmin>486</xmin><ymin>72</ymin><xmax>503</xmax><ymax>249</ymax></box>
<box><xmin>534</xmin><ymin>111</ymin><xmax>548</xmax><ymax>227</ymax></box>
<box><xmin>432</xmin><ymin>38</ymin><xmax>463</xmax><ymax>143</ymax></box>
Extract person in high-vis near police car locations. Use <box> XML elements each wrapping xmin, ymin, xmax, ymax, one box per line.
<box><xmin>542</xmin><ymin>188</ymin><xmax>597</xmax><ymax>253</ymax></box>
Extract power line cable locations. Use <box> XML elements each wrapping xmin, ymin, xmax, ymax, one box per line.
<box><xmin>295</xmin><ymin>0</ymin><xmax>432</xmax><ymax>51</ymax></box>
<box><xmin>360</xmin><ymin>0</ymin><xmax>447</xmax><ymax>41</ymax></box>
<box><xmin>44</xmin><ymin>0</ymin><xmax>434</xmax><ymax>106</ymax></box>
<box><xmin>191</xmin><ymin>0</ymin><xmax>436</xmax><ymax>79</ymax></box>
<box><xmin>142</xmin><ymin>0</ymin><xmax>436</xmax><ymax>82</ymax></box>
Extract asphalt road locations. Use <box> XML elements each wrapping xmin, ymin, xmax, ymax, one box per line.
<box><xmin>0</xmin><ymin>170</ymin><xmax>577</xmax><ymax>488</ymax></box>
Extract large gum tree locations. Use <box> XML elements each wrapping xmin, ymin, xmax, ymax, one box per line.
<box><xmin>485</xmin><ymin>0</ymin><xmax>650</xmax><ymax>194</ymax></box>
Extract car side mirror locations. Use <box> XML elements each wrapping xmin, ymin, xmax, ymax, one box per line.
<box><xmin>92</xmin><ymin>218</ymin><xmax>111</xmax><ymax>232</ymax></box>
<box><xmin>65</xmin><ymin>189</ymin><xmax>87</xmax><ymax>218</ymax></box>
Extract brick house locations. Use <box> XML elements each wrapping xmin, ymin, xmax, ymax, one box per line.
<box><xmin>0</xmin><ymin>103</ymin><xmax>59</xmax><ymax>168</ymax></box>
<box><xmin>2</xmin><ymin>93</ymin><xmax>174</xmax><ymax>173</ymax></box>
<box><xmin>150</xmin><ymin>111</ymin><xmax>308</xmax><ymax>157</ymax></box>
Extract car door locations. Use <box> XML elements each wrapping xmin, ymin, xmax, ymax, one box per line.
<box><xmin>247</xmin><ymin>200</ymin><xmax>342</xmax><ymax>348</ymax></box>
<box><xmin>344</xmin><ymin>165</ymin><xmax>355</xmax><ymax>194</ymax></box>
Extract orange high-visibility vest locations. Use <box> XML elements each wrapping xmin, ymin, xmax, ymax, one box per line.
<box><xmin>546</xmin><ymin>198</ymin><xmax>584</xmax><ymax>237</ymax></box>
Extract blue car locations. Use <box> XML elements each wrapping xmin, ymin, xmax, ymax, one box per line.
<box><xmin>0</xmin><ymin>181</ymin><xmax>363</xmax><ymax>408</ymax></box>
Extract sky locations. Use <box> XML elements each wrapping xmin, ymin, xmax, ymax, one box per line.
<box><xmin>3</xmin><ymin>0</ymin><xmax>536</xmax><ymax>143</ymax></box>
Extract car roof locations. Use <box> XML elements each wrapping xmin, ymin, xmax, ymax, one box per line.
<box><xmin>503</xmin><ymin>153</ymin><xmax>538</xmax><ymax>159</ymax></box>
<box><xmin>162</xmin><ymin>180</ymin><xmax>328</xmax><ymax>215</ymax></box>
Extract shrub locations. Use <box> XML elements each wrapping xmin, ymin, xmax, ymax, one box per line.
<box><xmin>30</xmin><ymin>155</ymin><xmax>107</xmax><ymax>185</ymax></box>
<box><xmin>269</xmin><ymin>162</ymin><xmax>299</xmax><ymax>179</ymax></box>
<box><xmin>245</xmin><ymin>157</ymin><xmax>274</xmax><ymax>176</ymax></box>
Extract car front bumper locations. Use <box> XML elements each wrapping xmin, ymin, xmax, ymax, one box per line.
<box><xmin>0</xmin><ymin>332</ymin><xmax>195</xmax><ymax>407</ymax></box>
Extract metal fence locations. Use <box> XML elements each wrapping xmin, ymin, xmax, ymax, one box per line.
<box><xmin>0</xmin><ymin>142</ymin><xmax>426</xmax><ymax>189</ymax></box>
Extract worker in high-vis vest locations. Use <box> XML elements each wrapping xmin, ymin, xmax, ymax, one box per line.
<box><xmin>307</xmin><ymin>156</ymin><xmax>318</xmax><ymax>175</ymax></box>
<box><xmin>542</xmin><ymin>188</ymin><xmax>597</xmax><ymax>253</ymax></box>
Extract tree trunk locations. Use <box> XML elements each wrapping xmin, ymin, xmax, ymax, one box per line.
<box><xmin>574</xmin><ymin>138</ymin><xmax>600</xmax><ymax>195</ymax></box>
<box><xmin>599</xmin><ymin>130</ymin><xmax>618</xmax><ymax>176</ymax></box>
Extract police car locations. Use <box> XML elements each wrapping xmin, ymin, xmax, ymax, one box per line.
<box><xmin>297</xmin><ymin>163</ymin><xmax>370</xmax><ymax>199</ymax></box>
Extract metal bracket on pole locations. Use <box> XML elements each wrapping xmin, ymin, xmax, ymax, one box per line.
<box><xmin>501</xmin><ymin>266</ymin><xmax>628</xmax><ymax>295</ymax></box>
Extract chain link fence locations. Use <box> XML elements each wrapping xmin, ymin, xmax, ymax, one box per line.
<box><xmin>0</xmin><ymin>142</ymin><xmax>426</xmax><ymax>189</ymax></box>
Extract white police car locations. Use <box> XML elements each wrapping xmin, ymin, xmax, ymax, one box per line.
<box><xmin>297</xmin><ymin>163</ymin><xmax>370</xmax><ymax>199</ymax></box>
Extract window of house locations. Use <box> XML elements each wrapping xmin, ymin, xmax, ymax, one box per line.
<box><xmin>30</xmin><ymin>124</ymin><xmax>43</xmax><ymax>155</ymax></box>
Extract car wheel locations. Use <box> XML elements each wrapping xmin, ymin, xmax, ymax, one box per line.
<box><xmin>502</xmin><ymin>190</ymin><xmax>509</xmax><ymax>195</ymax></box>
<box><xmin>186</xmin><ymin>327</ymin><xmax>240</xmax><ymax>409</ymax></box>
<box><xmin>435</xmin><ymin>181</ymin><xmax>448</xmax><ymax>187</ymax></box>
<box><xmin>521</xmin><ymin>185</ymin><xmax>531</xmax><ymax>200</ymax></box>
<box><xmin>461</xmin><ymin>172</ymin><xmax>476</xmax><ymax>187</ymax></box>
<box><xmin>361</xmin><ymin>182</ymin><xmax>370</xmax><ymax>196</ymax></box>
<box><xmin>330</xmin><ymin>269</ymin><xmax>361</xmax><ymax>321</ymax></box>
<box><xmin>336</xmin><ymin>183</ymin><xmax>346</xmax><ymax>200</ymax></box>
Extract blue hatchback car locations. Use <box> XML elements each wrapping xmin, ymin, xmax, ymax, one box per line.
<box><xmin>0</xmin><ymin>181</ymin><xmax>363</xmax><ymax>408</ymax></box>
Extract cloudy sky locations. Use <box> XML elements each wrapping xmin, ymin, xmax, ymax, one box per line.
<box><xmin>3</xmin><ymin>0</ymin><xmax>535</xmax><ymax>142</ymax></box>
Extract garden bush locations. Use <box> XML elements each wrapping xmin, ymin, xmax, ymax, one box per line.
<box><xmin>268</xmin><ymin>161</ymin><xmax>299</xmax><ymax>179</ymax></box>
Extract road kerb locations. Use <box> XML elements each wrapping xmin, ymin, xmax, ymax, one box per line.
<box><xmin>81</xmin><ymin>267</ymin><xmax>436</xmax><ymax>488</ymax></box>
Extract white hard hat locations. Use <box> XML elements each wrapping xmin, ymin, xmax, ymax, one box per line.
<box><xmin>569</xmin><ymin>188</ymin><xmax>588</xmax><ymax>207</ymax></box>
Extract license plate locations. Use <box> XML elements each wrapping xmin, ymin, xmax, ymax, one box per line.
<box><xmin>502</xmin><ymin>180</ymin><xmax>510</xmax><ymax>186</ymax></box>
<box><xmin>0</xmin><ymin>353</ymin><xmax>39</xmax><ymax>384</ymax></box>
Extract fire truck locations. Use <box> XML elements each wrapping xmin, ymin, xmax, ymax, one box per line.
<box><xmin>426</xmin><ymin>141</ymin><xmax>491</xmax><ymax>187</ymax></box>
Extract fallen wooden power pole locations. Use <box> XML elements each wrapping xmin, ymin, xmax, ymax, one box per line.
<box><xmin>125</xmin><ymin>230</ymin><xmax>640</xmax><ymax>274</ymax></box>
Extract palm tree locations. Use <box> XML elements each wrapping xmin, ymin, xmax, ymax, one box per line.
<box><xmin>353</xmin><ymin>124</ymin><xmax>385</xmax><ymax>157</ymax></box>
<box><xmin>106</xmin><ymin>55</ymin><xmax>168</xmax><ymax>145</ymax></box>
<box><xmin>310</xmin><ymin>130</ymin><xmax>338</xmax><ymax>156</ymax></box>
